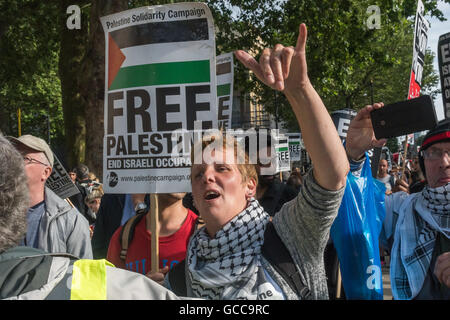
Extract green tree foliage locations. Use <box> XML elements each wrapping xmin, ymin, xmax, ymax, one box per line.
<box><xmin>207</xmin><ymin>0</ymin><xmax>446</xmax><ymax>131</ymax></box>
<box><xmin>386</xmin><ymin>137</ymin><xmax>400</xmax><ymax>152</ymax></box>
<box><xmin>0</xmin><ymin>0</ymin><xmax>63</xmax><ymax>147</ymax></box>
<box><xmin>0</xmin><ymin>0</ymin><xmax>448</xmax><ymax>174</ymax></box>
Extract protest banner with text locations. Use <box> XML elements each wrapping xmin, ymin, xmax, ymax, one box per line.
<box><xmin>46</xmin><ymin>154</ymin><xmax>80</xmax><ymax>199</ymax></box>
<box><xmin>438</xmin><ymin>32</ymin><xmax>450</xmax><ymax>118</ymax></box>
<box><xmin>101</xmin><ymin>3</ymin><xmax>217</xmax><ymax>193</ymax></box>
<box><xmin>286</xmin><ymin>133</ymin><xmax>302</xmax><ymax>162</ymax></box>
<box><xmin>276</xmin><ymin>134</ymin><xmax>290</xmax><ymax>173</ymax></box>
<box><xmin>407</xmin><ymin>0</ymin><xmax>429</xmax><ymax>100</ymax></box>
<box><xmin>216</xmin><ymin>52</ymin><xmax>234</xmax><ymax>130</ymax></box>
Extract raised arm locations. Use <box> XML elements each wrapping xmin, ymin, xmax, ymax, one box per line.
<box><xmin>235</xmin><ymin>23</ymin><xmax>348</xmax><ymax>190</ymax></box>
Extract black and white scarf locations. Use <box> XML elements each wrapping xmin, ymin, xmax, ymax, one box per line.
<box><xmin>391</xmin><ymin>184</ymin><xmax>450</xmax><ymax>300</ymax></box>
<box><xmin>186</xmin><ymin>199</ymin><xmax>283</xmax><ymax>300</ymax></box>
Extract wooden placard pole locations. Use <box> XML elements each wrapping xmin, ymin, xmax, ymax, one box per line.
<box><xmin>150</xmin><ymin>193</ymin><xmax>159</xmax><ymax>273</ymax></box>
<box><xmin>336</xmin><ymin>262</ymin><xmax>342</xmax><ymax>299</ymax></box>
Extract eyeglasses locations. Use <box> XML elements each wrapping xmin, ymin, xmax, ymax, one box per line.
<box><xmin>421</xmin><ymin>148</ymin><xmax>450</xmax><ymax>160</ymax></box>
<box><xmin>23</xmin><ymin>156</ymin><xmax>49</xmax><ymax>167</ymax></box>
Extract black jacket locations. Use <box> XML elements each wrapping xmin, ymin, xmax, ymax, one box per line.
<box><xmin>258</xmin><ymin>180</ymin><xmax>298</xmax><ymax>216</ymax></box>
<box><xmin>91</xmin><ymin>194</ymin><xmax>126</xmax><ymax>259</ymax></box>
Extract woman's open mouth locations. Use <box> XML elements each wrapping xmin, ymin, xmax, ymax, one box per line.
<box><xmin>204</xmin><ymin>190</ymin><xmax>220</xmax><ymax>201</ymax></box>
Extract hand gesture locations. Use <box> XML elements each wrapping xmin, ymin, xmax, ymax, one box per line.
<box><xmin>234</xmin><ymin>23</ymin><xmax>309</xmax><ymax>95</ymax></box>
<box><xmin>236</xmin><ymin>23</ymin><xmax>349</xmax><ymax>191</ymax></box>
<box><xmin>346</xmin><ymin>103</ymin><xmax>387</xmax><ymax>160</ymax></box>
<box><xmin>392</xmin><ymin>179</ymin><xmax>409</xmax><ymax>193</ymax></box>
<box><xmin>146</xmin><ymin>265</ymin><xmax>169</xmax><ymax>286</ymax></box>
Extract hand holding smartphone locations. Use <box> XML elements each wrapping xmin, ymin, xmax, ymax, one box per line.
<box><xmin>370</xmin><ymin>95</ymin><xmax>438</xmax><ymax>140</ymax></box>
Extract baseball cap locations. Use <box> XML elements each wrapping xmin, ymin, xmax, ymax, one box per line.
<box><xmin>7</xmin><ymin>135</ymin><xmax>54</xmax><ymax>167</ymax></box>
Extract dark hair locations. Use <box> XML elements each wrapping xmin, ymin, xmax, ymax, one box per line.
<box><xmin>74</xmin><ymin>164</ymin><xmax>90</xmax><ymax>180</ymax></box>
<box><xmin>0</xmin><ymin>134</ymin><xmax>29</xmax><ymax>253</ymax></box>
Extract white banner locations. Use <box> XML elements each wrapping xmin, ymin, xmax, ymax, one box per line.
<box><xmin>216</xmin><ymin>52</ymin><xmax>234</xmax><ymax>130</ymax></box>
<box><xmin>407</xmin><ymin>0</ymin><xmax>429</xmax><ymax>99</ymax></box>
<box><xmin>275</xmin><ymin>134</ymin><xmax>290</xmax><ymax>172</ymax></box>
<box><xmin>286</xmin><ymin>133</ymin><xmax>302</xmax><ymax>162</ymax></box>
<box><xmin>100</xmin><ymin>3</ymin><xmax>217</xmax><ymax>193</ymax></box>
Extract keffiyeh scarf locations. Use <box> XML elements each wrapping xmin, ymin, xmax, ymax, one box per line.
<box><xmin>186</xmin><ymin>199</ymin><xmax>283</xmax><ymax>300</ymax></box>
<box><xmin>390</xmin><ymin>184</ymin><xmax>450</xmax><ymax>300</ymax></box>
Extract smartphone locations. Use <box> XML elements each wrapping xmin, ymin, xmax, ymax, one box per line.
<box><xmin>370</xmin><ymin>95</ymin><xmax>438</xmax><ymax>140</ymax></box>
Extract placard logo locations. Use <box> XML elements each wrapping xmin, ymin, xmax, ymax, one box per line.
<box><xmin>108</xmin><ymin>171</ymin><xmax>118</xmax><ymax>187</ymax></box>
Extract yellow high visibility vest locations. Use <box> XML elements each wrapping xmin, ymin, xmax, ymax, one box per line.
<box><xmin>70</xmin><ymin>259</ymin><xmax>115</xmax><ymax>300</ymax></box>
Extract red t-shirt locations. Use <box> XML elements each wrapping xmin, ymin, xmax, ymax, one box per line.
<box><xmin>107</xmin><ymin>210</ymin><xmax>198</xmax><ymax>274</ymax></box>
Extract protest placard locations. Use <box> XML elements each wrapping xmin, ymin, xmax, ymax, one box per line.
<box><xmin>331</xmin><ymin>108</ymin><xmax>382</xmax><ymax>176</ymax></box>
<box><xmin>402</xmin><ymin>0</ymin><xmax>429</xmax><ymax>174</ymax></box>
<box><xmin>330</xmin><ymin>109</ymin><xmax>357</xmax><ymax>141</ymax></box>
<box><xmin>275</xmin><ymin>134</ymin><xmax>290</xmax><ymax>173</ymax></box>
<box><xmin>46</xmin><ymin>154</ymin><xmax>80</xmax><ymax>199</ymax></box>
<box><xmin>407</xmin><ymin>0</ymin><xmax>429</xmax><ymax>100</ymax></box>
<box><xmin>101</xmin><ymin>3</ymin><xmax>217</xmax><ymax>194</ymax></box>
<box><xmin>216</xmin><ymin>52</ymin><xmax>234</xmax><ymax>130</ymax></box>
<box><xmin>286</xmin><ymin>133</ymin><xmax>302</xmax><ymax>162</ymax></box>
<box><xmin>438</xmin><ymin>32</ymin><xmax>450</xmax><ymax>118</ymax></box>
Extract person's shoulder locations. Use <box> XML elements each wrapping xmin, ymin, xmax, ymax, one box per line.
<box><xmin>386</xmin><ymin>190</ymin><xmax>417</xmax><ymax>212</ymax></box>
<box><xmin>44</xmin><ymin>187</ymin><xmax>73</xmax><ymax>213</ymax></box>
<box><xmin>390</xmin><ymin>190</ymin><xmax>414</xmax><ymax>201</ymax></box>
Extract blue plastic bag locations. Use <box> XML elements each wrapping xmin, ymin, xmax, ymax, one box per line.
<box><xmin>330</xmin><ymin>154</ymin><xmax>386</xmax><ymax>299</ymax></box>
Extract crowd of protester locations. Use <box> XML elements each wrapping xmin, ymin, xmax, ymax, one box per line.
<box><xmin>0</xmin><ymin>22</ymin><xmax>449</xmax><ymax>301</ymax></box>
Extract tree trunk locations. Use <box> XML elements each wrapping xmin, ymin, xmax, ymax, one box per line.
<box><xmin>58</xmin><ymin>0</ymin><xmax>90</xmax><ymax>169</ymax></box>
<box><xmin>80</xmin><ymin>0</ymin><xmax>128</xmax><ymax>180</ymax></box>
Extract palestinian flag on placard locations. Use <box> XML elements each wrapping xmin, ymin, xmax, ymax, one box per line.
<box><xmin>216</xmin><ymin>52</ymin><xmax>234</xmax><ymax>129</ymax></box>
<box><xmin>216</xmin><ymin>56</ymin><xmax>232</xmax><ymax>97</ymax></box>
<box><xmin>107</xmin><ymin>18</ymin><xmax>212</xmax><ymax>91</ymax></box>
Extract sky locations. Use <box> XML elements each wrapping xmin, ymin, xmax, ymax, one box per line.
<box><xmin>426</xmin><ymin>1</ymin><xmax>450</xmax><ymax>121</ymax></box>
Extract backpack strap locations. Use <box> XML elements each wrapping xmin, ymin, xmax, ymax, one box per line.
<box><xmin>119</xmin><ymin>212</ymin><xmax>147</xmax><ymax>261</ymax></box>
<box><xmin>261</xmin><ymin>221</ymin><xmax>311</xmax><ymax>299</ymax></box>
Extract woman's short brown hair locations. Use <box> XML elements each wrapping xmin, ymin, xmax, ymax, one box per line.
<box><xmin>191</xmin><ymin>131</ymin><xmax>258</xmax><ymax>186</ymax></box>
